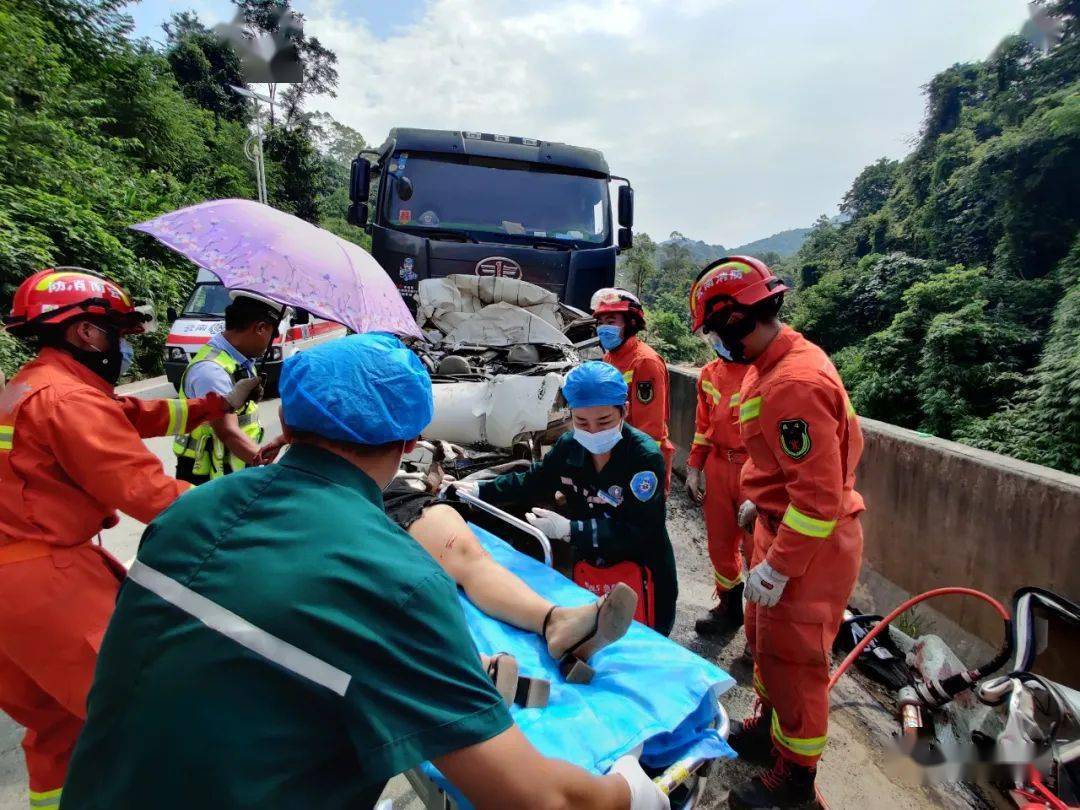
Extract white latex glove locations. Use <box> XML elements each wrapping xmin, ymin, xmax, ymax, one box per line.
<box><xmin>450</xmin><ymin>480</ymin><xmax>480</xmax><ymax>497</ymax></box>
<box><xmin>609</xmin><ymin>755</ymin><xmax>670</xmax><ymax>810</ymax></box>
<box><xmin>525</xmin><ymin>507</ymin><xmax>571</xmax><ymax>540</ymax></box>
<box><xmin>744</xmin><ymin>560</ymin><xmax>789</xmax><ymax>608</ymax></box>
<box><xmin>737</xmin><ymin>500</ymin><xmax>758</xmax><ymax>533</ymax></box>
<box><xmin>224</xmin><ymin>376</ymin><xmax>262</xmax><ymax>412</ymax></box>
<box><xmin>685</xmin><ymin>466</ymin><xmax>706</xmax><ymax>504</ymax></box>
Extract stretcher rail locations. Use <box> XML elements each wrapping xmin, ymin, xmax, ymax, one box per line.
<box><xmin>454</xmin><ymin>488</ymin><xmax>553</xmax><ymax>567</ymax></box>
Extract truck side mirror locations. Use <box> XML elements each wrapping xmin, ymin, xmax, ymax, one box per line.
<box><xmin>348</xmin><ymin>157</ymin><xmax>371</xmax><ymax>227</ymax></box>
<box><xmin>618</xmin><ymin>185</ymin><xmax>634</xmax><ymax>228</ymax></box>
<box><xmin>292</xmin><ymin>307</ymin><xmax>310</xmax><ymax>325</ymax></box>
<box><xmin>350</xmin><ymin>157</ymin><xmax>371</xmax><ymax>204</ymax></box>
<box><xmin>618</xmin><ymin>228</ymin><xmax>633</xmax><ymax>251</ymax></box>
<box><xmin>347</xmin><ymin>202</ymin><xmax>368</xmax><ymax>227</ymax></box>
<box><xmin>166</xmin><ymin>306</ymin><xmax>178</xmax><ymax>323</ymax></box>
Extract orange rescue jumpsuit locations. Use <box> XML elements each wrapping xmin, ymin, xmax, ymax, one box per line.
<box><xmin>604</xmin><ymin>336</ymin><xmax>676</xmax><ymax>488</ymax></box>
<box><xmin>738</xmin><ymin>326</ymin><xmax>864</xmax><ymax>768</ymax></box>
<box><xmin>688</xmin><ymin>358</ymin><xmax>750</xmax><ymax>594</ymax></box>
<box><xmin>0</xmin><ymin>348</ymin><xmax>227</xmax><ymax>801</ymax></box>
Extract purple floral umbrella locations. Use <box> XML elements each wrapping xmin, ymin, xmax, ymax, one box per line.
<box><xmin>132</xmin><ymin>198</ymin><xmax>420</xmax><ymax>339</ymax></box>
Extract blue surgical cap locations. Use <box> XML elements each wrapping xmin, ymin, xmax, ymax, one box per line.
<box><xmin>562</xmin><ymin>361</ymin><xmax>628</xmax><ymax>409</ymax></box>
<box><xmin>280</xmin><ymin>333</ymin><xmax>433</xmax><ymax>445</ymax></box>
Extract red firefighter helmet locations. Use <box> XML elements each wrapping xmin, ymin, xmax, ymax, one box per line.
<box><xmin>4</xmin><ymin>267</ymin><xmax>154</xmax><ymax>336</ymax></box>
<box><xmin>689</xmin><ymin>255</ymin><xmax>788</xmax><ymax>332</ymax></box>
<box><xmin>590</xmin><ymin>287</ymin><xmax>646</xmax><ymax>329</ymax></box>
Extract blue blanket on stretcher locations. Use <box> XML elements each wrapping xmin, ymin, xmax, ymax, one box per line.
<box><xmin>421</xmin><ymin>524</ymin><xmax>736</xmax><ymax>802</ymax></box>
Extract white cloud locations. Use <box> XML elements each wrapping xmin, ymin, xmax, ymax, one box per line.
<box><xmin>300</xmin><ymin>0</ymin><xmax>1029</xmax><ymax>246</ymax></box>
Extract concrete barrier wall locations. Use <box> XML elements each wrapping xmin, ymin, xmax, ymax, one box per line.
<box><xmin>666</xmin><ymin>365</ymin><xmax>1080</xmax><ymax>645</ymax></box>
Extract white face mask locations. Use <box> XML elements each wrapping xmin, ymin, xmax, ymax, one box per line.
<box><xmin>574</xmin><ymin>423</ymin><xmax>623</xmax><ymax>455</ymax></box>
<box><xmin>710</xmin><ymin>334</ymin><xmax>733</xmax><ymax>361</ymax></box>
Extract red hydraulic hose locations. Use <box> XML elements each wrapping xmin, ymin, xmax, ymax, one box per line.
<box><xmin>827</xmin><ymin>587</ymin><xmax>1011</xmax><ymax>693</ymax></box>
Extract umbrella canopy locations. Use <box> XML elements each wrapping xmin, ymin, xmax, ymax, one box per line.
<box><xmin>133</xmin><ymin>199</ymin><xmax>420</xmax><ymax>339</ymax></box>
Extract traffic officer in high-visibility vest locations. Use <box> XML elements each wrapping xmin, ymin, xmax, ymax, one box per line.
<box><xmin>0</xmin><ymin>268</ymin><xmax>258</xmax><ymax>807</ymax></box>
<box><xmin>689</xmin><ymin>256</ymin><xmax>865</xmax><ymax>809</ymax></box>
<box><xmin>684</xmin><ymin>326</ymin><xmax>750</xmax><ymax>638</ymax></box>
<box><xmin>591</xmin><ymin>288</ymin><xmax>677</xmax><ymax>490</ymax></box>
<box><xmin>173</xmin><ymin>290</ymin><xmax>281</xmax><ymax>484</ymax></box>
<box><xmin>64</xmin><ymin>334</ymin><xmax>668</xmax><ymax>810</ymax></box>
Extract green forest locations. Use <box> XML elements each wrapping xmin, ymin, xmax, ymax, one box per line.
<box><xmin>0</xmin><ymin>0</ymin><xmax>368</xmax><ymax>378</ymax></box>
<box><xmin>625</xmin><ymin>1</ymin><xmax>1080</xmax><ymax>474</ymax></box>
<box><xmin>2</xmin><ymin>1</ymin><xmax>1078</xmax><ymax>474</ymax></box>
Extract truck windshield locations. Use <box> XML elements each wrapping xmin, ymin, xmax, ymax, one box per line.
<box><xmin>182</xmin><ymin>283</ymin><xmax>231</xmax><ymax>318</ymax></box>
<box><xmin>382</xmin><ymin>154</ymin><xmax>610</xmax><ymax>245</ymax></box>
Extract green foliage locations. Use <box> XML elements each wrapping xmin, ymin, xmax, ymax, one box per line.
<box><xmin>616</xmin><ymin>232</ymin><xmax>657</xmax><ymax>298</ymax></box>
<box><xmin>781</xmin><ymin>9</ymin><xmax>1080</xmax><ymax>472</ymax></box>
<box><xmin>643</xmin><ymin>308</ymin><xmax>710</xmax><ymax>366</ymax></box>
<box><xmin>0</xmin><ymin>0</ymin><xmax>365</xmax><ymax>378</ymax></box>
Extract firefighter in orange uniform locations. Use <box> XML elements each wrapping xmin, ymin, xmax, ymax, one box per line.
<box><xmin>689</xmin><ymin>256</ymin><xmax>864</xmax><ymax>808</ymax></box>
<box><xmin>0</xmin><ymin>268</ymin><xmax>258</xmax><ymax>806</ymax></box>
<box><xmin>684</xmin><ymin>350</ymin><xmax>750</xmax><ymax>637</ymax></box>
<box><xmin>591</xmin><ymin>288</ymin><xmax>676</xmax><ymax>488</ymax></box>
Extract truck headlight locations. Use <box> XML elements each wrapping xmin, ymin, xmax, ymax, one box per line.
<box><xmin>167</xmin><ymin>347</ymin><xmax>187</xmax><ymax>362</ymax></box>
<box><xmin>269</xmin><ymin>347</ymin><xmax>283</xmax><ymax>361</ymax></box>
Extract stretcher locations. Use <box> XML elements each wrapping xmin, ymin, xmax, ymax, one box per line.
<box><xmin>401</xmin><ymin>496</ymin><xmax>736</xmax><ymax>810</ymax></box>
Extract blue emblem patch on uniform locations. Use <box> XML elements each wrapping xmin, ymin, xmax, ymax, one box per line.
<box><xmin>630</xmin><ymin>471</ymin><xmax>658</xmax><ymax>502</ymax></box>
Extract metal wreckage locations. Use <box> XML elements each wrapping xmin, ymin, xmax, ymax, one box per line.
<box><xmin>400</xmin><ymin>274</ymin><xmax>599</xmax><ymax>476</ymax></box>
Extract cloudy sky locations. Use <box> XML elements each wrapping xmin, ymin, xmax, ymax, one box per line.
<box><xmin>128</xmin><ymin>0</ymin><xmax>1030</xmax><ymax>247</ymax></box>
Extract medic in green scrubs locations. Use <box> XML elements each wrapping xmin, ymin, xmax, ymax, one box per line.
<box><xmin>462</xmin><ymin>361</ymin><xmax>678</xmax><ymax>636</ymax></box>
<box><xmin>63</xmin><ymin>335</ymin><xmax>668</xmax><ymax>810</ymax></box>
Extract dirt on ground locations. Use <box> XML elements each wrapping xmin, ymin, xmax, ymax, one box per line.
<box><xmin>663</xmin><ymin>484</ymin><xmax>993</xmax><ymax>810</ymax></box>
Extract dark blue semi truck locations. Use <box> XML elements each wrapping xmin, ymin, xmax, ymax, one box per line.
<box><xmin>347</xmin><ymin>128</ymin><xmax>634</xmax><ymax>311</ymax></box>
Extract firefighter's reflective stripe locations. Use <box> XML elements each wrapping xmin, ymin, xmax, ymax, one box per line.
<box><xmin>701</xmin><ymin>380</ymin><xmax>722</xmax><ymax>405</ymax></box>
<box><xmin>739</xmin><ymin>396</ymin><xmax>762</xmax><ymax>423</ymax></box>
<box><xmin>728</xmin><ymin>392</ymin><xmax>740</xmax><ymax>407</ymax></box>
<box><xmin>127</xmin><ymin>560</ymin><xmax>351</xmax><ymax>696</ymax></box>
<box><xmin>782</xmin><ymin>504</ymin><xmax>837</xmax><ymax>538</ymax></box>
<box><xmin>165</xmin><ymin>399</ymin><xmax>189</xmax><ymax>437</ymax></box>
<box><xmin>752</xmin><ymin>667</ymin><xmax>769</xmax><ymax>701</ymax></box>
<box><xmin>0</xmin><ymin>425</ymin><xmax>12</xmax><ymax>452</ymax></box>
<box><xmin>714</xmin><ymin>568</ymin><xmax>743</xmax><ymax>589</ymax></box>
<box><xmin>28</xmin><ymin>788</ymin><xmax>62</xmax><ymax>808</ymax></box>
<box><xmin>693</xmin><ymin>432</ymin><xmax>712</xmax><ymax>447</ymax></box>
<box><xmin>621</xmin><ymin>370</ymin><xmax>634</xmax><ymax>384</ymax></box>
<box><xmin>771</xmin><ymin>711</ymin><xmax>827</xmax><ymax>757</ymax></box>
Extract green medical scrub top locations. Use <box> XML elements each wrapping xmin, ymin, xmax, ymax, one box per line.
<box><xmin>63</xmin><ymin>444</ymin><xmax>512</xmax><ymax>809</ymax></box>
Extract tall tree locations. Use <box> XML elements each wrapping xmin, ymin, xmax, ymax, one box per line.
<box><xmin>619</xmin><ymin>232</ymin><xmax>657</xmax><ymax>298</ymax></box>
<box><xmin>231</xmin><ymin>0</ymin><xmax>339</xmax><ymax>125</ymax></box>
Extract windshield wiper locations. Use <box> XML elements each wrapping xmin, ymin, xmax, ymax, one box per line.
<box><xmin>529</xmin><ymin>237</ymin><xmax>573</xmax><ymax>250</ymax></box>
<box><xmin>413</xmin><ymin>228</ymin><xmax>477</xmax><ymax>244</ymax></box>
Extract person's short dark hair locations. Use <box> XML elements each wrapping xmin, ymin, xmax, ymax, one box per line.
<box><xmin>286</xmin><ymin>427</ymin><xmax>405</xmax><ymax>457</ymax></box>
<box><xmin>225</xmin><ymin>297</ymin><xmax>278</xmax><ymax>331</ymax></box>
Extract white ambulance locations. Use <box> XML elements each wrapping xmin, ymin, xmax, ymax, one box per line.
<box><xmin>163</xmin><ymin>270</ymin><xmax>348</xmax><ymax>396</ymax></box>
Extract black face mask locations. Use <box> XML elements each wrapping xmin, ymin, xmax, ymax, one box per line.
<box><xmin>65</xmin><ymin>324</ymin><xmax>124</xmax><ymax>385</ymax></box>
<box><xmin>712</xmin><ymin>311</ymin><xmax>759</xmax><ymax>364</ymax></box>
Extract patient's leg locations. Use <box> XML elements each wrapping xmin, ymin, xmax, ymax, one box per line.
<box><xmin>409</xmin><ymin>504</ymin><xmax>552</xmax><ymax>633</ymax></box>
<box><xmin>407</xmin><ymin>504</ymin><xmax>631</xmax><ymax>660</ymax></box>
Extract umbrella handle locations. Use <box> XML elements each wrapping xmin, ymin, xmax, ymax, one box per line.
<box><xmin>256</xmin><ymin>309</ymin><xmax>288</xmax><ymax>379</ymax></box>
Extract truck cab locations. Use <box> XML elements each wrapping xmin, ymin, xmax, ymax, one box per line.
<box><xmin>347</xmin><ymin>128</ymin><xmax>634</xmax><ymax>311</ymax></box>
<box><xmin>163</xmin><ymin>270</ymin><xmax>347</xmax><ymax>395</ymax></box>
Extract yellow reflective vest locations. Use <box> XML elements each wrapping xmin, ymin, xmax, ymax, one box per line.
<box><xmin>173</xmin><ymin>345</ymin><xmax>262</xmax><ymax>479</ymax></box>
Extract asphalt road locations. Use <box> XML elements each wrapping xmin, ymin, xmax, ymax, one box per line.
<box><xmin>0</xmin><ymin>379</ymin><xmax>986</xmax><ymax>808</ymax></box>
